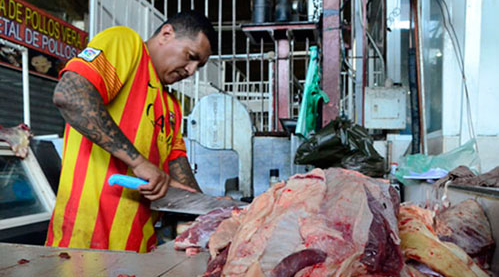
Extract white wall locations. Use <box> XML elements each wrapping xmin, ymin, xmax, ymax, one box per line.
<box><xmin>434</xmin><ymin>0</ymin><xmax>499</xmax><ymax>172</ymax></box>
<box><xmin>441</xmin><ymin>0</ymin><xmax>499</xmax><ymax>138</ymax></box>
<box><xmin>476</xmin><ymin>0</ymin><xmax>499</xmax><ymax>136</ymax></box>
<box><xmin>441</xmin><ymin>0</ymin><xmax>466</xmax><ymax>138</ymax></box>
<box><xmin>89</xmin><ymin>0</ymin><xmax>165</xmax><ymax>40</ymax></box>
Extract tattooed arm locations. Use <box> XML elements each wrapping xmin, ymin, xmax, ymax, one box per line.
<box><xmin>53</xmin><ymin>71</ymin><xmax>142</xmax><ymax>166</ymax></box>
<box><xmin>169</xmin><ymin>156</ymin><xmax>202</xmax><ymax>192</ymax></box>
<box><xmin>53</xmin><ymin>71</ymin><xmax>195</xmax><ymax>200</ymax></box>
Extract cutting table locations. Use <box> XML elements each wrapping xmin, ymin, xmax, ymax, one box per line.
<box><xmin>0</xmin><ymin>241</ymin><xmax>208</xmax><ymax>277</ymax></box>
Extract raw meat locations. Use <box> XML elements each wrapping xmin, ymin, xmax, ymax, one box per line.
<box><xmin>204</xmin><ymin>245</ymin><xmax>231</xmax><ymax>277</ymax></box>
<box><xmin>202</xmin><ymin>168</ymin><xmax>403</xmax><ymax>277</ymax></box>
<box><xmin>0</xmin><ymin>123</ymin><xmax>32</xmax><ymax>158</ymax></box>
<box><xmin>174</xmin><ymin>206</ymin><xmax>240</xmax><ymax>252</ymax></box>
<box><xmin>434</xmin><ymin>165</ymin><xmax>499</xmax><ymax>188</ymax></box>
<box><xmin>435</xmin><ymin>199</ymin><xmax>495</xmax><ymax>269</ymax></box>
<box><xmin>208</xmin><ymin>209</ymin><xmax>244</xmax><ymax>259</ymax></box>
<box><xmin>398</xmin><ymin>204</ymin><xmax>488</xmax><ymax>277</ymax></box>
<box><xmin>270</xmin><ymin>249</ymin><xmax>327</xmax><ymax>277</ymax></box>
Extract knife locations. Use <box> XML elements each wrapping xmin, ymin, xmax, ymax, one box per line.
<box><xmin>108</xmin><ymin>174</ymin><xmax>247</xmax><ymax>215</ymax></box>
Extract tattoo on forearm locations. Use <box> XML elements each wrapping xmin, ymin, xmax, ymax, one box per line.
<box><xmin>169</xmin><ymin>156</ymin><xmax>201</xmax><ymax>192</ymax></box>
<box><xmin>53</xmin><ymin>71</ymin><xmax>140</xmax><ymax>161</ymax></box>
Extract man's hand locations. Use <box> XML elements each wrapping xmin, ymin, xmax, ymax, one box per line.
<box><xmin>132</xmin><ymin>156</ymin><xmax>196</xmax><ymax>201</ymax></box>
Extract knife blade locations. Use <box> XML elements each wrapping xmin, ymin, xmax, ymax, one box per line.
<box><xmin>108</xmin><ymin>174</ymin><xmax>247</xmax><ymax>215</ymax></box>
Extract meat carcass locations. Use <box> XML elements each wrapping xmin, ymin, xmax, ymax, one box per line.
<box><xmin>398</xmin><ymin>204</ymin><xmax>488</xmax><ymax>277</ymax></box>
<box><xmin>435</xmin><ymin>199</ymin><xmax>495</xmax><ymax>269</ymax></box>
<box><xmin>203</xmin><ymin>168</ymin><xmax>404</xmax><ymax>277</ymax></box>
<box><xmin>174</xmin><ymin>206</ymin><xmax>241</xmax><ymax>254</ymax></box>
<box><xmin>0</xmin><ymin>123</ymin><xmax>32</xmax><ymax>158</ymax></box>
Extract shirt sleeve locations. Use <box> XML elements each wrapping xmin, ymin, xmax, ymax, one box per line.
<box><xmin>60</xmin><ymin>26</ymin><xmax>143</xmax><ymax>104</ymax></box>
<box><xmin>167</xmin><ymin>95</ymin><xmax>187</xmax><ymax>162</ymax></box>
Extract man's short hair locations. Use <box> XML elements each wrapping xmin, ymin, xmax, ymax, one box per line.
<box><xmin>153</xmin><ymin>10</ymin><xmax>217</xmax><ymax>53</ymax></box>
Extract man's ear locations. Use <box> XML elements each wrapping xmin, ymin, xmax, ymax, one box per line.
<box><xmin>158</xmin><ymin>24</ymin><xmax>175</xmax><ymax>44</ymax></box>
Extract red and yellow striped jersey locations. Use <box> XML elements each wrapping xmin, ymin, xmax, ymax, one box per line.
<box><xmin>46</xmin><ymin>26</ymin><xmax>186</xmax><ymax>253</ymax></box>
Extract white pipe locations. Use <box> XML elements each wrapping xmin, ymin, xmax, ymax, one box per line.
<box><xmin>246</xmin><ymin>37</ymin><xmax>250</xmax><ymax>108</ymax></box>
<box><xmin>0</xmin><ymin>39</ymin><xmax>30</xmax><ymax>126</ymax></box>
<box><xmin>144</xmin><ymin>3</ymin><xmax>150</xmax><ymax>37</ymax></box>
<box><xmin>181</xmin><ymin>80</ymin><xmax>185</xmax><ymax>112</ymax></box>
<box><xmin>89</xmin><ymin>0</ymin><xmax>96</xmax><ymax>39</ymax></box>
<box><xmin>112</xmin><ymin>0</ymin><xmax>116</xmax><ymax>25</ymax></box>
<box><xmin>22</xmin><ymin>49</ymin><xmax>30</xmax><ymax>127</ymax></box>
<box><xmin>181</xmin><ymin>80</ymin><xmax>185</xmax><ymax>131</ymax></box>
<box><xmin>348</xmin><ymin>50</ymin><xmax>354</xmax><ymax>120</ymax></box>
<box><xmin>268</xmin><ymin>55</ymin><xmax>274</xmax><ymax>132</ymax></box>
<box><xmin>218</xmin><ymin>0</ymin><xmax>222</xmax><ymax>88</ymax></box>
<box><xmin>260</xmin><ymin>37</ymin><xmax>264</xmax><ymax>131</ymax></box>
<box><xmin>195</xmin><ymin>71</ymin><xmax>199</xmax><ymax>104</ymax></box>
<box><xmin>416</xmin><ymin>0</ymin><xmax>427</xmax><ymax>154</ymax></box>
<box><xmin>98</xmin><ymin>0</ymin><xmax>103</xmax><ymax>35</ymax></box>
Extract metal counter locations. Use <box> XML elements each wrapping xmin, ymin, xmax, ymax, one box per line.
<box><xmin>0</xmin><ymin>241</ymin><xmax>208</xmax><ymax>277</ymax></box>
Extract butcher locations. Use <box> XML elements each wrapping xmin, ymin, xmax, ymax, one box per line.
<box><xmin>45</xmin><ymin>10</ymin><xmax>216</xmax><ymax>253</ymax></box>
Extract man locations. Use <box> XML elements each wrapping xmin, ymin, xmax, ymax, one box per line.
<box><xmin>45</xmin><ymin>10</ymin><xmax>216</xmax><ymax>253</ymax></box>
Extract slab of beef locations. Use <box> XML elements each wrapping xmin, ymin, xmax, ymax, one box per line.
<box><xmin>398</xmin><ymin>204</ymin><xmax>488</xmax><ymax>277</ymax></box>
<box><xmin>202</xmin><ymin>168</ymin><xmax>404</xmax><ymax>277</ymax></box>
<box><xmin>174</xmin><ymin>206</ymin><xmax>241</xmax><ymax>253</ymax></box>
<box><xmin>435</xmin><ymin>199</ymin><xmax>495</xmax><ymax>269</ymax></box>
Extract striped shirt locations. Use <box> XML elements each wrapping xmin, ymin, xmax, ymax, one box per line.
<box><xmin>46</xmin><ymin>26</ymin><xmax>186</xmax><ymax>253</ymax></box>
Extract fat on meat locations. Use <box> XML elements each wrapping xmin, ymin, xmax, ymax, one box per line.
<box><xmin>398</xmin><ymin>204</ymin><xmax>489</xmax><ymax>277</ymax></box>
<box><xmin>209</xmin><ymin>208</ymin><xmax>246</xmax><ymax>259</ymax></box>
<box><xmin>202</xmin><ymin>168</ymin><xmax>403</xmax><ymax>277</ymax></box>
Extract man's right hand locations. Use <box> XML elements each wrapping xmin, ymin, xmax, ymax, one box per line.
<box><xmin>131</xmin><ymin>156</ymin><xmax>196</xmax><ymax>201</ymax></box>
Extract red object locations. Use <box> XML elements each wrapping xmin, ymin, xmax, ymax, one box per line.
<box><xmin>322</xmin><ymin>0</ymin><xmax>341</xmax><ymax>125</ymax></box>
<box><xmin>58</xmin><ymin>252</ymin><xmax>71</xmax><ymax>259</ymax></box>
<box><xmin>17</xmin><ymin>259</ymin><xmax>30</xmax><ymax>264</ymax></box>
<box><xmin>277</xmin><ymin>37</ymin><xmax>290</xmax><ymax>130</ymax></box>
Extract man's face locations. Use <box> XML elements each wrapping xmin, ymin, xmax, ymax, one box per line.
<box><xmin>149</xmin><ymin>24</ymin><xmax>211</xmax><ymax>85</ymax></box>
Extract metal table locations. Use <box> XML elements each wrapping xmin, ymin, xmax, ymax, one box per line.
<box><xmin>0</xmin><ymin>241</ymin><xmax>208</xmax><ymax>277</ymax></box>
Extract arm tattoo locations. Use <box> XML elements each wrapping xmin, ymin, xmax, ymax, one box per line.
<box><xmin>169</xmin><ymin>156</ymin><xmax>202</xmax><ymax>192</ymax></box>
<box><xmin>53</xmin><ymin>71</ymin><xmax>140</xmax><ymax>162</ymax></box>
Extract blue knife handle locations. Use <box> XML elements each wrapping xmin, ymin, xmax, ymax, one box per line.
<box><xmin>108</xmin><ymin>174</ymin><xmax>147</xmax><ymax>190</ymax></box>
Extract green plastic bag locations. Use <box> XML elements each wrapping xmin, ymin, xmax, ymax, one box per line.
<box><xmin>395</xmin><ymin>139</ymin><xmax>481</xmax><ymax>186</ymax></box>
<box><xmin>295</xmin><ymin>46</ymin><xmax>329</xmax><ymax>139</ymax></box>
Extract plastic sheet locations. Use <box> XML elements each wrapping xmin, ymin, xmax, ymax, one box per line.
<box><xmin>294</xmin><ymin>118</ymin><xmax>386</xmax><ymax>177</ymax></box>
<box><xmin>395</xmin><ymin>139</ymin><xmax>481</xmax><ymax>186</ymax></box>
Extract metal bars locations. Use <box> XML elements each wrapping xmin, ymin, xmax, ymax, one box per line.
<box><xmin>89</xmin><ymin>0</ymin><xmax>311</xmax><ymax>133</ymax></box>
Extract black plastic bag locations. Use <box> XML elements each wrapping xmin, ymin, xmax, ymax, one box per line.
<box><xmin>294</xmin><ymin>118</ymin><xmax>386</xmax><ymax>177</ymax></box>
